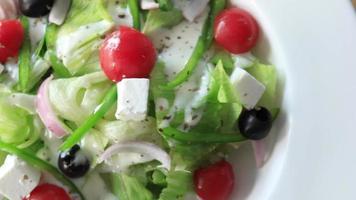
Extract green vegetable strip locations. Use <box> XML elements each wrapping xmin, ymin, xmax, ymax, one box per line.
<box><xmin>34</xmin><ymin>32</ymin><xmax>47</xmax><ymax>58</ymax></box>
<box><xmin>157</xmin><ymin>0</ymin><xmax>174</xmax><ymax>11</ymax></box>
<box><xmin>0</xmin><ymin>141</ymin><xmax>85</xmax><ymax>200</ymax></box>
<box><xmin>48</xmin><ymin>51</ymin><xmax>72</xmax><ymax>78</ymax></box>
<box><xmin>163</xmin><ymin>0</ymin><xmax>226</xmax><ymax>89</ymax></box>
<box><xmin>128</xmin><ymin>0</ymin><xmax>141</xmax><ymax>30</ymax></box>
<box><xmin>60</xmin><ymin>86</ymin><xmax>117</xmax><ymax>151</ymax></box>
<box><xmin>111</xmin><ymin>173</ymin><xmax>122</xmax><ymax>198</ymax></box>
<box><xmin>161</xmin><ymin>126</ymin><xmax>246</xmax><ymax>143</ymax></box>
<box><xmin>18</xmin><ymin>16</ymin><xmax>32</xmax><ymax>92</ymax></box>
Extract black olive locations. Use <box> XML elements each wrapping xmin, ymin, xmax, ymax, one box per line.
<box><xmin>58</xmin><ymin>145</ymin><xmax>90</xmax><ymax>178</ymax></box>
<box><xmin>19</xmin><ymin>0</ymin><xmax>55</xmax><ymax>18</ymax></box>
<box><xmin>238</xmin><ymin>107</ymin><xmax>273</xmax><ymax>140</ymax></box>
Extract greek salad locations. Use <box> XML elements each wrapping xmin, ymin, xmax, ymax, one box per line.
<box><xmin>0</xmin><ymin>0</ymin><xmax>280</xmax><ymax>200</ymax></box>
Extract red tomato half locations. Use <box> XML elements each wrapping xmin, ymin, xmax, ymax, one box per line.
<box><xmin>194</xmin><ymin>160</ymin><xmax>235</xmax><ymax>200</ymax></box>
<box><xmin>214</xmin><ymin>8</ymin><xmax>259</xmax><ymax>54</ymax></box>
<box><xmin>100</xmin><ymin>26</ymin><xmax>157</xmax><ymax>82</ymax></box>
<box><xmin>0</xmin><ymin>19</ymin><xmax>24</xmax><ymax>63</ymax></box>
<box><xmin>24</xmin><ymin>184</ymin><xmax>71</xmax><ymax>200</ymax></box>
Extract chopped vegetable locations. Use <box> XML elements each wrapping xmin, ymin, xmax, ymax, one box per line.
<box><xmin>158</xmin><ymin>170</ymin><xmax>192</xmax><ymax>200</ymax></box>
<box><xmin>60</xmin><ymin>85</ymin><xmax>117</xmax><ymax>151</ymax></box>
<box><xmin>98</xmin><ymin>141</ymin><xmax>171</xmax><ymax>170</ymax></box>
<box><xmin>143</xmin><ymin>8</ymin><xmax>183</xmax><ymax>34</ymax></box>
<box><xmin>161</xmin><ymin>126</ymin><xmax>246</xmax><ymax>144</ymax></box>
<box><xmin>18</xmin><ymin>16</ymin><xmax>31</xmax><ymax>92</ymax></box>
<box><xmin>0</xmin><ymin>140</ymin><xmax>85</xmax><ymax>200</ymax></box>
<box><xmin>128</xmin><ymin>0</ymin><xmax>141</xmax><ymax>30</ymax></box>
<box><xmin>156</xmin><ymin>0</ymin><xmax>173</xmax><ymax>11</ymax></box>
<box><xmin>163</xmin><ymin>0</ymin><xmax>226</xmax><ymax>89</ymax></box>
<box><xmin>112</xmin><ymin>173</ymin><xmax>154</xmax><ymax>200</ymax></box>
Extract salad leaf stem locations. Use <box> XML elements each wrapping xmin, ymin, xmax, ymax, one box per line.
<box><xmin>157</xmin><ymin>0</ymin><xmax>174</xmax><ymax>11</ymax></box>
<box><xmin>161</xmin><ymin>126</ymin><xmax>246</xmax><ymax>143</ymax></box>
<box><xmin>18</xmin><ymin>16</ymin><xmax>32</xmax><ymax>92</ymax></box>
<box><xmin>47</xmin><ymin>51</ymin><xmax>72</xmax><ymax>78</ymax></box>
<box><xmin>0</xmin><ymin>140</ymin><xmax>85</xmax><ymax>200</ymax></box>
<box><xmin>162</xmin><ymin>0</ymin><xmax>226</xmax><ymax>89</ymax></box>
<box><xmin>60</xmin><ymin>85</ymin><xmax>117</xmax><ymax>151</ymax></box>
<box><xmin>128</xmin><ymin>0</ymin><xmax>141</xmax><ymax>30</ymax></box>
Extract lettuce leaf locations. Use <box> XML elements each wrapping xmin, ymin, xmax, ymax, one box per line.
<box><xmin>51</xmin><ymin>0</ymin><xmax>114</xmax><ymax>75</ymax></box>
<box><xmin>158</xmin><ymin>170</ymin><xmax>192</xmax><ymax>200</ymax></box>
<box><xmin>112</xmin><ymin>173</ymin><xmax>154</xmax><ymax>200</ymax></box>
<box><xmin>48</xmin><ymin>72</ymin><xmax>112</xmax><ymax>124</ymax></box>
<box><xmin>0</xmin><ymin>89</ymin><xmax>41</xmax><ymax>147</ymax></box>
<box><xmin>246</xmin><ymin>62</ymin><xmax>279</xmax><ymax>115</ymax></box>
<box><xmin>143</xmin><ymin>9</ymin><xmax>183</xmax><ymax>34</ymax></box>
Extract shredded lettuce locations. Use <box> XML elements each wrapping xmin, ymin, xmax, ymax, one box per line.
<box><xmin>112</xmin><ymin>173</ymin><xmax>154</xmax><ymax>200</ymax></box>
<box><xmin>48</xmin><ymin>72</ymin><xmax>112</xmax><ymax>124</ymax></box>
<box><xmin>246</xmin><ymin>62</ymin><xmax>279</xmax><ymax>116</ymax></box>
<box><xmin>143</xmin><ymin>9</ymin><xmax>183</xmax><ymax>34</ymax></box>
<box><xmin>210</xmin><ymin>51</ymin><xmax>234</xmax><ymax>75</ymax></box>
<box><xmin>51</xmin><ymin>0</ymin><xmax>114</xmax><ymax>75</ymax></box>
<box><xmin>97</xmin><ymin>117</ymin><xmax>161</xmax><ymax>145</ymax></box>
<box><xmin>0</xmin><ymin>89</ymin><xmax>41</xmax><ymax>148</ymax></box>
<box><xmin>158</xmin><ymin>170</ymin><xmax>192</xmax><ymax>200</ymax></box>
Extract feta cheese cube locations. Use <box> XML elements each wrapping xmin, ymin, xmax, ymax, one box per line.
<box><xmin>0</xmin><ymin>155</ymin><xmax>40</xmax><ymax>200</ymax></box>
<box><xmin>116</xmin><ymin>78</ymin><xmax>149</xmax><ymax>121</ymax></box>
<box><xmin>230</xmin><ymin>67</ymin><xmax>266</xmax><ymax>109</ymax></box>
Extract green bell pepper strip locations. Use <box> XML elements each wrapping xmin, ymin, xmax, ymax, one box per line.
<box><xmin>0</xmin><ymin>140</ymin><xmax>85</xmax><ymax>200</ymax></box>
<box><xmin>128</xmin><ymin>0</ymin><xmax>141</xmax><ymax>30</ymax></box>
<box><xmin>60</xmin><ymin>85</ymin><xmax>117</xmax><ymax>151</ymax></box>
<box><xmin>162</xmin><ymin>0</ymin><xmax>226</xmax><ymax>89</ymax></box>
<box><xmin>160</xmin><ymin>126</ymin><xmax>246</xmax><ymax>143</ymax></box>
<box><xmin>157</xmin><ymin>0</ymin><xmax>174</xmax><ymax>11</ymax></box>
<box><xmin>18</xmin><ymin>16</ymin><xmax>32</xmax><ymax>93</ymax></box>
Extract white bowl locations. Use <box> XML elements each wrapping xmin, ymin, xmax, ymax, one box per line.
<box><xmin>227</xmin><ymin>0</ymin><xmax>356</xmax><ymax>200</ymax></box>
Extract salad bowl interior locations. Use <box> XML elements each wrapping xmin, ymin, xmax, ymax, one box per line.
<box><xmin>225</xmin><ymin>0</ymin><xmax>290</xmax><ymax>199</ymax></box>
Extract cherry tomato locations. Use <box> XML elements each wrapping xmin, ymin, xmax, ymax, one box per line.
<box><xmin>214</xmin><ymin>8</ymin><xmax>259</xmax><ymax>54</ymax></box>
<box><xmin>24</xmin><ymin>184</ymin><xmax>71</xmax><ymax>200</ymax></box>
<box><xmin>194</xmin><ymin>160</ymin><xmax>235</xmax><ymax>200</ymax></box>
<box><xmin>100</xmin><ymin>26</ymin><xmax>157</xmax><ymax>82</ymax></box>
<box><xmin>0</xmin><ymin>19</ymin><xmax>24</xmax><ymax>63</ymax></box>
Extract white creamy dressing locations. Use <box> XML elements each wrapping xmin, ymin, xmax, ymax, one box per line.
<box><xmin>81</xmin><ymin>172</ymin><xmax>117</xmax><ymax>200</ymax></box>
<box><xmin>38</xmin><ymin>130</ymin><xmax>63</xmax><ymax>166</ymax></box>
<box><xmin>107</xmin><ymin>0</ymin><xmax>133</xmax><ymax>27</ymax></box>
<box><xmin>151</xmin><ymin>8</ymin><xmax>214</xmax><ymax>129</ymax></box>
<box><xmin>151</xmin><ymin>9</ymin><xmax>208</xmax><ymax>80</ymax></box>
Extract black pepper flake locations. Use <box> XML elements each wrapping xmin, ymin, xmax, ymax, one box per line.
<box><xmin>177</xmin><ymin>36</ymin><xmax>181</xmax><ymax>39</ymax></box>
<box><xmin>118</xmin><ymin>14</ymin><xmax>126</xmax><ymax>19</ymax></box>
<box><xmin>158</xmin><ymin>128</ymin><xmax>163</xmax><ymax>132</ymax></box>
<box><xmin>192</xmin><ymin>115</ymin><xmax>198</xmax><ymax>120</ymax></box>
<box><xmin>165</xmin><ymin>36</ymin><xmax>171</xmax><ymax>40</ymax></box>
<box><xmin>126</xmin><ymin>100</ymin><xmax>130</xmax><ymax>103</ymax></box>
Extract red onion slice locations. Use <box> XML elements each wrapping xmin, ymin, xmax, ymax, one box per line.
<box><xmin>36</xmin><ymin>76</ymin><xmax>69</xmax><ymax>138</ymax></box>
<box><xmin>98</xmin><ymin>141</ymin><xmax>171</xmax><ymax>170</ymax></box>
<box><xmin>252</xmin><ymin>140</ymin><xmax>266</xmax><ymax>168</ymax></box>
<box><xmin>0</xmin><ymin>0</ymin><xmax>19</xmax><ymax>20</ymax></box>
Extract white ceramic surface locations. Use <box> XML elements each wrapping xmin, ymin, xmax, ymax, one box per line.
<box><xmin>228</xmin><ymin>0</ymin><xmax>356</xmax><ymax>200</ymax></box>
